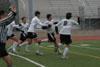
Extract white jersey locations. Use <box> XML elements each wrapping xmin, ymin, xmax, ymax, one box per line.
<box><xmin>28</xmin><ymin>16</ymin><xmax>46</xmax><ymax>33</ymax></box>
<box><xmin>44</xmin><ymin>20</ymin><xmax>55</xmax><ymax>33</ymax></box>
<box><xmin>56</xmin><ymin>19</ymin><xmax>79</xmax><ymax>35</ymax></box>
<box><xmin>7</xmin><ymin>21</ymin><xmax>20</xmax><ymax>36</ymax></box>
<box><xmin>20</xmin><ymin>22</ymin><xmax>29</xmax><ymax>34</ymax></box>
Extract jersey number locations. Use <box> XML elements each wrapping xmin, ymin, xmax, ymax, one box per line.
<box><xmin>64</xmin><ymin>21</ymin><xmax>68</xmax><ymax>26</ymax></box>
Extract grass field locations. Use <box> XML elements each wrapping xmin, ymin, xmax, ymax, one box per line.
<box><xmin>0</xmin><ymin>40</ymin><xmax>100</xmax><ymax>67</ymax></box>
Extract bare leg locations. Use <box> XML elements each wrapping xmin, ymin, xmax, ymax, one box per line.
<box><xmin>3</xmin><ymin>55</ymin><xmax>12</xmax><ymax>67</ymax></box>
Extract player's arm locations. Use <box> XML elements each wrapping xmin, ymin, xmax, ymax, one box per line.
<box><xmin>77</xmin><ymin>16</ymin><xmax>80</xmax><ymax>25</ymax></box>
<box><xmin>55</xmin><ymin>21</ymin><xmax>62</xmax><ymax>34</ymax></box>
<box><xmin>36</xmin><ymin>19</ymin><xmax>52</xmax><ymax>29</ymax></box>
<box><xmin>0</xmin><ymin>7</ymin><xmax>16</xmax><ymax>26</ymax></box>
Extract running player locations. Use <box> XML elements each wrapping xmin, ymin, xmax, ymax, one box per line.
<box><xmin>41</xmin><ymin>14</ymin><xmax>62</xmax><ymax>54</ymax></box>
<box><xmin>19</xmin><ymin>11</ymin><xmax>51</xmax><ymax>55</ymax></box>
<box><xmin>17</xmin><ymin>17</ymin><xmax>30</xmax><ymax>52</ymax></box>
<box><xmin>56</xmin><ymin>12</ymin><xmax>79</xmax><ymax>59</ymax></box>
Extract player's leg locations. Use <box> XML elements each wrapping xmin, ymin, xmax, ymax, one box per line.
<box><xmin>62</xmin><ymin>44</ymin><xmax>70</xmax><ymax>59</ymax></box>
<box><xmin>61</xmin><ymin>35</ymin><xmax>72</xmax><ymax>59</ymax></box>
<box><xmin>3</xmin><ymin>55</ymin><xmax>12</xmax><ymax>67</ymax></box>
<box><xmin>33</xmin><ymin>37</ymin><xmax>43</xmax><ymax>55</ymax></box>
<box><xmin>0</xmin><ymin>43</ymin><xmax>12</xmax><ymax>67</ymax></box>
<box><xmin>10</xmin><ymin>36</ymin><xmax>19</xmax><ymax>54</ymax></box>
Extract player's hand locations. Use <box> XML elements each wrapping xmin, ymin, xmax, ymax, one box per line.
<box><xmin>10</xmin><ymin>6</ymin><xmax>16</xmax><ymax>13</ymax></box>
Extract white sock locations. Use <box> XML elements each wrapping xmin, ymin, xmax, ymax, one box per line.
<box><xmin>8</xmin><ymin>46</ymin><xmax>13</xmax><ymax>52</ymax></box>
<box><xmin>40</xmin><ymin>39</ymin><xmax>48</xmax><ymax>42</ymax></box>
<box><xmin>26</xmin><ymin>44</ymin><xmax>30</xmax><ymax>51</ymax></box>
<box><xmin>63</xmin><ymin>47</ymin><xmax>69</xmax><ymax>57</ymax></box>
<box><xmin>12</xmin><ymin>42</ymin><xmax>18</xmax><ymax>52</ymax></box>
<box><xmin>58</xmin><ymin>43</ymin><xmax>63</xmax><ymax>47</ymax></box>
<box><xmin>35</xmin><ymin>43</ymin><xmax>39</xmax><ymax>53</ymax></box>
<box><xmin>19</xmin><ymin>41</ymin><xmax>28</xmax><ymax>47</ymax></box>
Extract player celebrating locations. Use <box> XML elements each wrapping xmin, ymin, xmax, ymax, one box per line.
<box><xmin>19</xmin><ymin>11</ymin><xmax>51</xmax><ymax>55</ymax></box>
<box><xmin>0</xmin><ymin>7</ymin><xmax>16</xmax><ymax>67</ymax></box>
<box><xmin>41</xmin><ymin>14</ymin><xmax>62</xmax><ymax>54</ymax></box>
<box><xmin>17</xmin><ymin>17</ymin><xmax>30</xmax><ymax>52</ymax></box>
<box><xmin>56</xmin><ymin>12</ymin><xmax>79</xmax><ymax>59</ymax></box>
<box><xmin>7</xmin><ymin>21</ymin><xmax>21</xmax><ymax>54</ymax></box>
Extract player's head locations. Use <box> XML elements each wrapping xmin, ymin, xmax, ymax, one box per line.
<box><xmin>21</xmin><ymin>17</ymin><xmax>27</xmax><ymax>23</ymax></box>
<box><xmin>47</xmin><ymin>14</ymin><xmax>52</xmax><ymax>21</ymax></box>
<box><xmin>35</xmin><ymin>11</ymin><xmax>41</xmax><ymax>18</ymax></box>
<box><xmin>0</xmin><ymin>10</ymin><xmax>7</xmax><ymax>19</ymax></box>
<box><xmin>66</xmin><ymin>12</ymin><xmax>72</xmax><ymax>19</ymax></box>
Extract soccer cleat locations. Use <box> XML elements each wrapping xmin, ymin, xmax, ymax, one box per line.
<box><xmin>36</xmin><ymin>53</ymin><xmax>44</xmax><ymax>56</ymax></box>
<box><xmin>12</xmin><ymin>51</ymin><xmax>18</xmax><ymax>55</ymax></box>
<box><xmin>25</xmin><ymin>50</ymin><xmax>30</xmax><ymax>53</ymax></box>
<box><xmin>61</xmin><ymin>56</ymin><xmax>69</xmax><ymax>59</ymax></box>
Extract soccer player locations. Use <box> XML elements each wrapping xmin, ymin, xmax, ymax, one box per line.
<box><xmin>17</xmin><ymin>17</ymin><xmax>30</xmax><ymax>52</ymax></box>
<box><xmin>19</xmin><ymin>11</ymin><xmax>51</xmax><ymax>55</ymax></box>
<box><xmin>56</xmin><ymin>12</ymin><xmax>79</xmax><ymax>59</ymax></box>
<box><xmin>7</xmin><ymin>21</ymin><xmax>19</xmax><ymax>54</ymax></box>
<box><xmin>41</xmin><ymin>14</ymin><xmax>62</xmax><ymax>54</ymax></box>
<box><xmin>0</xmin><ymin>7</ymin><xmax>16</xmax><ymax>67</ymax></box>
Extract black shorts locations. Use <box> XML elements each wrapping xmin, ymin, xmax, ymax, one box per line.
<box><xmin>0</xmin><ymin>43</ymin><xmax>8</xmax><ymax>58</ymax></box>
<box><xmin>60</xmin><ymin>34</ymin><xmax>72</xmax><ymax>44</ymax></box>
<box><xmin>47</xmin><ymin>33</ymin><xmax>56</xmax><ymax>42</ymax></box>
<box><xmin>20</xmin><ymin>33</ymin><xmax>27</xmax><ymax>42</ymax></box>
<box><xmin>7</xmin><ymin>34</ymin><xmax>15</xmax><ymax>40</ymax></box>
<box><xmin>27</xmin><ymin>32</ymin><xmax>37</xmax><ymax>39</ymax></box>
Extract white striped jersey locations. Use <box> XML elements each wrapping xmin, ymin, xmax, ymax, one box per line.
<box><xmin>0</xmin><ymin>12</ymin><xmax>16</xmax><ymax>43</ymax></box>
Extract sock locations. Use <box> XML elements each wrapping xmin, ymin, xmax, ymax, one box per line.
<box><xmin>8</xmin><ymin>46</ymin><xmax>13</xmax><ymax>52</ymax></box>
<box><xmin>7</xmin><ymin>65</ymin><xmax>12</xmax><ymax>67</ymax></box>
<box><xmin>35</xmin><ymin>43</ymin><xmax>39</xmax><ymax>53</ymax></box>
<box><xmin>57</xmin><ymin>48</ymin><xmax>62</xmax><ymax>53</ymax></box>
<box><xmin>12</xmin><ymin>42</ymin><xmax>18</xmax><ymax>52</ymax></box>
<box><xmin>40</xmin><ymin>39</ymin><xmax>48</xmax><ymax>42</ymax></box>
<box><xmin>26</xmin><ymin>44</ymin><xmax>30</xmax><ymax>51</ymax></box>
<box><xmin>63</xmin><ymin>47</ymin><xmax>69</xmax><ymax>57</ymax></box>
<box><xmin>19</xmin><ymin>41</ymin><xmax>28</xmax><ymax>47</ymax></box>
<box><xmin>58</xmin><ymin>43</ymin><xmax>63</xmax><ymax>47</ymax></box>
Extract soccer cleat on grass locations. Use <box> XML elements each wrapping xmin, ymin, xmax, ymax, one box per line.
<box><xmin>36</xmin><ymin>53</ymin><xmax>44</xmax><ymax>56</ymax></box>
<box><xmin>25</xmin><ymin>50</ymin><xmax>30</xmax><ymax>53</ymax></box>
<box><xmin>61</xmin><ymin>56</ymin><xmax>69</xmax><ymax>59</ymax></box>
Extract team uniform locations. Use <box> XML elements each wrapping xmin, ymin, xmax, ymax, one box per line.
<box><xmin>57</xmin><ymin>19</ymin><xmax>79</xmax><ymax>44</ymax></box>
<box><xmin>44</xmin><ymin>20</ymin><xmax>56</xmax><ymax>42</ymax></box>
<box><xmin>19</xmin><ymin>22</ymin><xmax>29</xmax><ymax>42</ymax></box>
<box><xmin>0</xmin><ymin>12</ymin><xmax>16</xmax><ymax>57</ymax></box>
<box><xmin>27</xmin><ymin>16</ymin><xmax>47</xmax><ymax>39</ymax></box>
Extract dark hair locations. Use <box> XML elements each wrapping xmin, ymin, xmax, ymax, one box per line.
<box><xmin>35</xmin><ymin>11</ymin><xmax>41</xmax><ymax>16</ymax></box>
<box><xmin>47</xmin><ymin>14</ymin><xmax>52</xmax><ymax>20</ymax></box>
<box><xmin>66</xmin><ymin>12</ymin><xmax>72</xmax><ymax>19</ymax></box>
<box><xmin>0</xmin><ymin>10</ymin><xmax>6</xmax><ymax>17</ymax></box>
<box><xmin>21</xmin><ymin>17</ymin><xmax>26</xmax><ymax>20</ymax></box>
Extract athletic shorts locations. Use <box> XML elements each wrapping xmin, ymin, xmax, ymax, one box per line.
<box><xmin>60</xmin><ymin>34</ymin><xmax>72</xmax><ymax>44</ymax></box>
<box><xmin>20</xmin><ymin>33</ymin><xmax>27</xmax><ymax>42</ymax></box>
<box><xmin>47</xmin><ymin>33</ymin><xmax>56</xmax><ymax>42</ymax></box>
<box><xmin>7</xmin><ymin>33</ymin><xmax>15</xmax><ymax>40</ymax></box>
<box><xmin>27</xmin><ymin>32</ymin><xmax>37</xmax><ymax>39</ymax></box>
<box><xmin>0</xmin><ymin>43</ymin><xmax>8</xmax><ymax>58</ymax></box>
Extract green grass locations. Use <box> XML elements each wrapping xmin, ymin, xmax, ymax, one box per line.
<box><xmin>0</xmin><ymin>40</ymin><xmax>100</xmax><ymax>67</ymax></box>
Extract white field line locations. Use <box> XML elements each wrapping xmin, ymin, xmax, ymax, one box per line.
<box><xmin>9</xmin><ymin>53</ymin><xmax>46</xmax><ymax>67</ymax></box>
<box><xmin>71</xmin><ymin>45</ymin><xmax>100</xmax><ymax>50</ymax></box>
